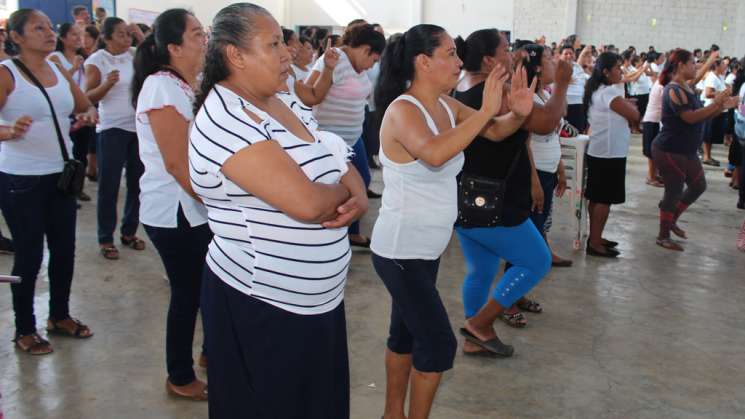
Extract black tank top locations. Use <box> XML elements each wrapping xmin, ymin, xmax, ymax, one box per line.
<box><xmin>453</xmin><ymin>81</ymin><xmax>532</xmax><ymax>227</ymax></box>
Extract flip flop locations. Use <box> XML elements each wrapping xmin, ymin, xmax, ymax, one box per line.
<box><xmin>656</xmin><ymin>238</ymin><xmax>684</xmax><ymax>252</ymax></box>
<box><xmin>459</xmin><ymin>328</ymin><xmax>514</xmax><ymax>357</ymax></box>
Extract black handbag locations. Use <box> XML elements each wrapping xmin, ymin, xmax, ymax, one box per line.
<box><xmin>457</xmin><ymin>145</ymin><xmax>523</xmax><ymax>227</ymax></box>
<box><xmin>13</xmin><ymin>59</ymin><xmax>85</xmax><ymax>196</ymax></box>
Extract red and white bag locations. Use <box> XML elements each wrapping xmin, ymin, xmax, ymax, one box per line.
<box><xmin>738</xmin><ymin>219</ymin><xmax>745</xmax><ymax>252</ymax></box>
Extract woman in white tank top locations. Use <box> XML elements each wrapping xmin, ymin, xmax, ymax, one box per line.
<box><xmin>0</xmin><ymin>9</ymin><xmax>98</xmax><ymax>355</ymax></box>
<box><xmin>370</xmin><ymin>24</ymin><xmax>535</xmax><ymax>419</ymax></box>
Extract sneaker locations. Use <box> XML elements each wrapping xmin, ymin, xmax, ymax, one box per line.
<box><xmin>0</xmin><ymin>236</ymin><xmax>14</xmax><ymax>255</ymax></box>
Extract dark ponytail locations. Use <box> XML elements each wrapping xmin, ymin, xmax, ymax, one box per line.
<box><xmin>7</xmin><ymin>8</ymin><xmax>38</xmax><ymax>55</ymax></box>
<box><xmin>374</xmin><ymin>24</ymin><xmax>445</xmax><ymax>121</ymax></box>
<box><xmin>131</xmin><ymin>8</ymin><xmax>191</xmax><ymax>107</ymax></box>
<box><xmin>582</xmin><ymin>52</ymin><xmax>621</xmax><ymax>118</ymax></box>
<box><xmin>658</xmin><ymin>48</ymin><xmax>692</xmax><ymax>87</ymax></box>
<box><xmin>56</xmin><ymin>22</ymin><xmax>73</xmax><ymax>53</ymax></box>
<box><xmin>194</xmin><ymin>3</ymin><xmax>271</xmax><ymax>113</ymax></box>
<box><xmin>521</xmin><ymin>44</ymin><xmax>546</xmax><ymax>88</ymax></box>
<box><xmin>455</xmin><ymin>28</ymin><xmax>501</xmax><ymax>72</ymax></box>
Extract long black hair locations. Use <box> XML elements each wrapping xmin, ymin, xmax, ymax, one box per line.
<box><xmin>374</xmin><ymin>24</ymin><xmax>446</xmax><ymax>120</ymax></box>
<box><xmin>131</xmin><ymin>8</ymin><xmax>192</xmax><ymax>107</ymax></box>
<box><xmin>454</xmin><ymin>28</ymin><xmax>501</xmax><ymax>72</ymax></box>
<box><xmin>55</xmin><ymin>22</ymin><xmax>87</xmax><ymax>57</ymax></box>
<box><xmin>194</xmin><ymin>3</ymin><xmax>271</xmax><ymax>113</ymax></box>
<box><xmin>732</xmin><ymin>55</ymin><xmax>745</xmax><ymax>99</ymax></box>
<box><xmin>521</xmin><ymin>43</ymin><xmax>546</xmax><ymax>88</ymax></box>
<box><xmin>7</xmin><ymin>8</ymin><xmax>38</xmax><ymax>55</ymax></box>
<box><xmin>582</xmin><ymin>52</ymin><xmax>621</xmax><ymax>117</ymax></box>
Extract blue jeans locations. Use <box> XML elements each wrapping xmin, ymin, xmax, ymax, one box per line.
<box><xmin>144</xmin><ymin>208</ymin><xmax>212</xmax><ymax>386</ymax></box>
<box><xmin>349</xmin><ymin>137</ymin><xmax>371</xmax><ymax>236</ymax></box>
<box><xmin>456</xmin><ymin>220</ymin><xmax>551</xmax><ymax>316</ymax></box>
<box><xmin>529</xmin><ymin>170</ymin><xmax>558</xmax><ymax>234</ymax></box>
<box><xmin>0</xmin><ymin>172</ymin><xmax>77</xmax><ymax>337</ymax></box>
<box><xmin>96</xmin><ymin>128</ymin><xmax>144</xmax><ymax>244</ymax></box>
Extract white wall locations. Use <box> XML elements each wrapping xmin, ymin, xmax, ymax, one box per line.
<box><xmin>115</xmin><ymin>0</ymin><xmax>286</xmax><ymax>27</ymax></box>
<box><xmin>286</xmin><ymin>0</ymin><xmax>414</xmax><ymax>34</ymax></box>
<box><xmin>514</xmin><ymin>0</ymin><xmax>575</xmax><ymax>44</ymax></box>
<box><xmin>422</xmin><ymin>0</ymin><xmax>514</xmax><ymax>38</ymax></box>
<box><xmin>577</xmin><ymin>0</ymin><xmax>737</xmax><ymax>53</ymax></box>
<box><xmin>0</xmin><ymin>0</ymin><xmax>19</xmax><ymax>20</ymax></box>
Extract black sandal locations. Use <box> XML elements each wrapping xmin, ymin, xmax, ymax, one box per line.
<box><xmin>121</xmin><ymin>236</ymin><xmax>146</xmax><ymax>251</ymax></box>
<box><xmin>500</xmin><ymin>311</ymin><xmax>528</xmax><ymax>328</ymax></box>
<box><xmin>516</xmin><ymin>298</ymin><xmax>543</xmax><ymax>313</ymax></box>
<box><xmin>14</xmin><ymin>333</ymin><xmax>53</xmax><ymax>355</ymax></box>
<box><xmin>459</xmin><ymin>328</ymin><xmax>514</xmax><ymax>357</ymax></box>
<box><xmin>47</xmin><ymin>318</ymin><xmax>94</xmax><ymax>339</ymax></box>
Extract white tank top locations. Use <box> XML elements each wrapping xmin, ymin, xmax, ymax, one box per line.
<box><xmin>370</xmin><ymin>94</ymin><xmax>464</xmax><ymax>260</ymax></box>
<box><xmin>0</xmin><ymin>59</ymin><xmax>74</xmax><ymax>175</ymax></box>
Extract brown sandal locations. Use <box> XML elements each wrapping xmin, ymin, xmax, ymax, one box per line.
<box><xmin>47</xmin><ymin>318</ymin><xmax>94</xmax><ymax>339</ymax></box>
<box><xmin>100</xmin><ymin>245</ymin><xmax>119</xmax><ymax>260</ymax></box>
<box><xmin>166</xmin><ymin>379</ymin><xmax>208</xmax><ymax>402</ymax></box>
<box><xmin>121</xmin><ymin>236</ymin><xmax>146</xmax><ymax>251</ymax></box>
<box><xmin>14</xmin><ymin>333</ymin><xmax>53</xmax><ymax>355</ymax></box>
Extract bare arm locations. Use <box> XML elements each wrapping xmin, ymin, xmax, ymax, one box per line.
<box><xmin>523</xmin><ymin>58</ymin><xmax>572</xmax><ymax>134</ymax></box>
<box><xmin>294</xmin><ymin>67</ymin><xmax>334</xmax><ymax>106</ymax></box>
<box><xmin>610</xmin><ymin>96</ymin><xmax>641</xmax><ymax>124</ymax></box>
<box><xmin>84</xmin><ymin>64</ymin><xmax>116</xmax><ymax>104</ymax></box>
<box><xmin>148</xmin><ymin>107</ymin><xmax>200</xmax><ymax>201</ymax></box>
<box><xmin>670</xmin><ymin>87</ymin><xmax>733</xmax><ymax>125</ymax></box>
<box><xmin>53</xmin><ymin>61</ymin><xmax>93</xmax><ymax>113</ymax></box>
<box><xmin>221</xmin><ymin>140</ymin><xmax>351</xmax><ymax>224</ymax></box>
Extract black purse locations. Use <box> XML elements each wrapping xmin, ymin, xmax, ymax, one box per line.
<box><xmin>457</xmin><ymin>146</ymin><xmax>523</xmax><ymax>227</ymax></box>
<box><xmin>13</xmin><ymin>59</ymin><xmax>85</xmax><ymax>196</ymax></box>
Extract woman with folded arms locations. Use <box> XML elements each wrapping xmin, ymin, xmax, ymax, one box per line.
<box><xmin>190</xmin><ymin>4</ymin><xmax>367</xmax><ymax>418</ymax></box>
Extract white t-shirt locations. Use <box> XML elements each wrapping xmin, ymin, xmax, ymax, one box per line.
<box><xmin>725</xmin><ymin>72</ymin><xmax>736</xmax><ymax>86</ymax></box>
<box><xmin>312</xmin><ymin>49</ymin><xmax>372</xmax><ymax>146</ymax></box>
<box><xmin>628</xmin><ymin>65</ymin><xmax>652</xmax><ymax>96</ymax></box>
<box><xmin>85</xmin><ymin>49</ymin><xmax>136</xmax><ymax>132</ymax></box>
<box><xmin>135</xmin><ymin>71</ymin><xmax>207</xmax><ymax>228</ymax></box>
<box><xmin>642</xmin><ymin>81</ymin><xmax>664</xmax><ymax>123</ymax></box>
<box><xmin>530</xmin><ymin>91</ymin><xmax>562</xmax><ymax>173</ymax></box>
<box><xmin>567</xmin><ymin>62</ymin><xmax>589</xmax><ymax>105</ymax></box>
<box><xmin>0</xmin><ymin>59</ymin><xmax>74</xmax><ymax>175</ymax></box>
<box><xmin>189</xmin><ymin>84</ymin><xmax>353</xmax><ymax>315</ymax></box>
<box><xmin>292</xmin><ymin>64</ymin><xmax>311</xmax><ymax>83</ymax></box>
<box><xmin>701</xmin><ymin>72</ymin><xmax>726</xmax><ymax>107</ymax></box>
<box><xmin>587</xmin><ymin>84</ymin><xmax>631</xmax><ymax>158</ymax></box>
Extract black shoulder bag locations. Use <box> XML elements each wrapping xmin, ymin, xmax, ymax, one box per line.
<box><xmin>13</xmin><ymin>59</ymin><xmax>85</xmax><ymax>196</ymax></box>
<box><xmin>457</xmin><ymin>145</ymin><xmax>524</xmax><ymax>228</ymax></box>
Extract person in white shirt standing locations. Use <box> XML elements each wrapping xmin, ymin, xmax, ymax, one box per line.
<box><xmin>582</xmin><ymin>52</ymin><xmax>640</xmax><ymax>258</ymax></box>
<box><xmin>132</xmin><ymin>9</ymin><xmax>211</xmax><ymax>401</ymax></box>
<box><xmin>85</xmin><ymin>17</ymin><xmax>145</xmax><ymax>260</ymax></box>
<box><xmin>559</xmin><ymin>41</ymin><xmax>592</xmax><ymax>133</ymax></box>
<box><xmin>306</xmin><ymin>23</ymin><xmax>385</xmax><ymax>248</ymax></box>
<box><xmin>0</xmin><ymin>8</ymin><xmax>98</xmax><ymax>355</ymax></box>
<box><xmin>50</xmin><ymin>23</ymin><xmax>94</xmax><ymax>202</ymax></box>
<box><xmin>700</xmin><ymin>58</ymin><xmax>729</xmax><ymax>166</ymax></box>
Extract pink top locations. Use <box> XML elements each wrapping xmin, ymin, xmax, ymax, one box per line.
<box><xmin>643</xmin><ymin>81</ymin><xmax>664</xmax><ymax>123</ymax></box>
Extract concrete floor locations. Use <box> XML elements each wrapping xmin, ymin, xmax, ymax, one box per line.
<box><xmin>1</xmin><ymin>136</ymin><xmax>745</xmax><ymax>419</ymax></box>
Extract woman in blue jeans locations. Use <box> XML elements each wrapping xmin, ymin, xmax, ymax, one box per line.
<box><xmin>453</xmin><ymin>32</ymin><xmax>572</xmax><ymax>355</ymax></box>
<box><xmin>306</xmin><ymin>23</ymin><xmax>385</xmax><ymax>247</ymax></box>
<box><xmin>84</xmin><ymin>17</ymin><xmax>145</xmax><ymax>260</ymax></box>
<box><xmin>0</xmin><ymin>9</ymin><xmax>98</xmax><ymax>355</ymax></box>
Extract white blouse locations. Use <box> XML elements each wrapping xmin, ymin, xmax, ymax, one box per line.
<box><xmin>135</xmin><ymin>71</ymin><xmax>208</xmax><ymax>228</ymax></box>
<box><xmin>85</xmin><ymin>49</ymin><xmax>136</xmax><ymax>132</ymax></box>
<box><xmin>189</xmin><ymin>84</ymin><xmax>353</xmax><ymax>315</ymax></box>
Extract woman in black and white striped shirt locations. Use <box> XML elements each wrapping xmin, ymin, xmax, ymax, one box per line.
<box><xmin>189</xmin><ymin>4</ymin><xmax>367</xmax><ymax>418</ymax></box>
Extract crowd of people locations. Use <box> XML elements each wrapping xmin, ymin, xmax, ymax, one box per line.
<box><xmin>0</xmin><ymin>2</ymin><xmax>744</xmax><ymax>419</ymax></box>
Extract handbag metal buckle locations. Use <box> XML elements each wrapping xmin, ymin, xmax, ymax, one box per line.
<box><xmin>475</xmin><ymin>196</ymin><xmax>486</xmax><ymax>207</ymax></box>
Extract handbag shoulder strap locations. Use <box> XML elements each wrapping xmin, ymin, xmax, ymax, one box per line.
<box><xmin>12</xmin><ymin>58</ymin><xmax>70</xmax><ymax>162</ymax></box>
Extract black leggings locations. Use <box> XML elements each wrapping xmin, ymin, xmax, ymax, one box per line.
<box><xmin>653</xmin><ymin>146</ymin><xmax>707</xmax><ymax>212</ymax></box>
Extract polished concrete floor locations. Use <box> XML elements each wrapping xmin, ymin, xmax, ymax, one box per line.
<box><xmin>1</xmin><ymin>136</ymin><xmax>744</xmax><ymax>419</ymax></box>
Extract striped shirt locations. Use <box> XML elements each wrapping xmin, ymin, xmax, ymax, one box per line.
<box><xmin>312</xmin><ymin>49</ymin><xmax>371</xmax><ymax>146</ymax></box>
<box><xmin>189</xmin><ymin>84</ymin><xmax>353</xmax><ymax>315</ymax></box>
